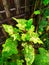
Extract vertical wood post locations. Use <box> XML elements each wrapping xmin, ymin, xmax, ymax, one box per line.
<box><xmin>14</xmin><ymin>0</ymin><xmax>20</xmax><ymax>15</ymax></box>
<box><xmin>2</xmin><ymin>0</ymin><xmax>10</xmax><ymax>18</ymax></box>
<box><xmin>0</xmin><ymin>14</ymin><xmax>3</xmax><ymax>20</ymax></box>
<box><xmin>25</xmin><ymin>0</ymin><xmax>30</xmax><ymax>13</ymax></box>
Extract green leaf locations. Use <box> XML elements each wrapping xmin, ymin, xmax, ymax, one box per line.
<box><xmin>21</xmin><ymin>33</ymin><xmax>30</xmax><ymax>41</ymax></box>
<box><xmin>45</xmin><ymin>38</ymin><xmax>49</xmax><ymax>49</ymax></box>
<box><xmin>2</xmin><ymin>24</ymin><xmax>14</xmax><ymax>35</ymax></box>
<box><xmin>13</xmin><ymin>28</ymin><xmax>19</xmax><ymax>33</ymax></box>
<box><xmin>43</xmin><ymin>0</ymin><xmax>49</xmax><ymax>5</ymax></box>
<box><xmin>30</xmin><ymin>37</ymin><xmax>43</xmax><ymax>44</ymax></box>
<box><xmin>14</xmin><ymin>18</ymin><xmax>27</xmax><ymax>30</ymax></box>
<box><xmin>21</xmin><ymin>34</ymin><xmax>26</xmax><ymax>41</ymax></box>
<box><xmin>22</xmin><ymin>43</ymin><xmax>35</xmax><ymax>65</ymax></box>
<box><xmin>12</xmin><ymin>17</ymin><xmax>27</xmax><ymax>24</ymax></box>
<box><xmin>10</xmin><ymin>62</ymin><xmax>16</xmax><ymax>65</ymax></box>
<box><xmin>47</xmin><ymin>16</ymin><xmax>49</xmax><ymax>18</ymax></box>
<box><xmin>26</xmin><ymin>19</ymin><xmax>33</xmax><ymax>31</ymax></box>
<box><xmin>33</xmin><ymin>48</ymin><xmax>49</xmax><ymax>65</ymax></box>
<box><xmin>34</xmin><ymin>10</ymin><xmax>40</xmax><ymax>15</ymax></box>
<box><xmin>13</xmin><ymin>18</ymin><xmax>27</xmax><ymax>30</ymax></box>
<box><xmin>30</xmin><ymin>32</ymin><xmax>43</xmax><ymax>44</ymax></box>
<box><xmin>16</xmin><ymin>59</ymin><xmax>23</xmax><ymax>65</ymax></box>
<box><xmin>0</xmin><ymin>57</ymin><xmax>3</xmax><ymax>65</ymax></box>
<box><xmin>11</xmin><ymin>33</ymin><xmax>20</xmax><ymax>41</ymax></box>
<box><xmin>2</xmin><ymin>38</ymin><xmax>18</xmax><ymax>58</ymax></box>
<box><xmin>2</xmin><ymin>24</ymin><xmax>19</xmax><ymax>35</ymax></box>
<box><xmin>25</xmin><ymin>33</ymin><xmax>30</xmax><ymax>41</ymax></box>
<box><xmin>16</xmin><ymin>23</ymin><xmax>26</xmax><ymax>30</ymax></box>
<box><xmin>12</xmin><ymin>18</ymin><xmax>33</xmax><ymax>31</ymax></box>
<box><xmin>46</xmin><ymin>25</ymin><xmax>49</xmax><ymax>31</ymax></box>
<box><xmin>44</xmin><ymin>9</ymin><xmax>49</xmax><ymax>18</ymax></box>
<box><xmin>38</xmin><ymin>20</ymin><xmax>48</xmax><ymax>33</ymax></box>
<box><xmin>27</xmin><ymin>25</ymin><xmax>35</xmax><ymax>36</ymax></box>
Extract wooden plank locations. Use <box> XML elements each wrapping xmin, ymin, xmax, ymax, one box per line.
<box><xmin>2</xmin><ymin>0</ymin><xmax>11</xmax><ymax>18</ymax></box>
<box><xmin>0</xmin><ymin>5</ymin><xmax>33</xmax><ymax>14</ymax></box>
<box><xmin>0</xmin><ymin>14</ymin><xmax>25</xmax><ymax>24</ymax></box>
<box><xmin>14</xmin><ymin>0</ymin><xmax>20</xmax><ymax>14</ymax></box>
<box><xmin>25</xmin><ymin>0</ymin><xmax>30</xmax><ymax>13</ymax></box>
<box><xmin>0</xmin><ymin>14</ymin><xmax>3</xmax><ymax>20</ymax></box>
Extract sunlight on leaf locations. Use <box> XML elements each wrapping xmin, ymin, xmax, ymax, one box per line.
<box><xmin>2</xmin><ymin>38</ymin><xmax>18</xmax><ymax>58</ymax></box>
<box><xmin>22</xmin><ymin>43</ymin><xmax>35</xmax><ymax>65</ymax></box>
<box><xmin>34</xmin><ymin>10</ymin><xmax>40</xmax><ymax>15</ymax></box>
<box><xmin>2</xmin><ymin>24</ymin><xmax>13</xmax><ymax>35</ymax></box>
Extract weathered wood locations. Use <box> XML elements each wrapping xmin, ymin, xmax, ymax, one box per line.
<box><xmin>0</xmin><ymin>5</ymin><xmax>33</xmax><ymax>14</ymax></box>
<box><xmin>14</xmin><ymin>0</ymin><xmax>20</xmax><ymax>15</ymax></box>
<box><xmin>0</xmin><ymin>14</ymin><xmax>25</xmax><ymax>24</ymax></box>
<box><xmin>2</xmin><ymin>28</ymin><xmax>7</xmax><ymax>38</ymax></box>
<box><xmin>0</xmin><ymin>8</ymin><xmax>16</xmax><ymax>13</ymax></box>
<box><xmin>2</xmin><ymin>0</ymin><xmax>11</xmax><ymax>18</ymax></box>
<box><xmin>25</xmin><ymin>0</ymin><xmax>30</xmax><ymax>13</ymax></box>
<box><xmin>0</xmin><ymin>14</ymin><xmax>3</xmax><ymax>20</ymax></box>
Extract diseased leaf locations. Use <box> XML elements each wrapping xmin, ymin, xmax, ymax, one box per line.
<box><xmin>22</xmin><ymin>43</ymin><xmax>35</xmax><ymax>65</ymax></box>
<box><xmin>16</xmin><ymin>23</ymin><xmax>26</xmax><ymax>30</ymax></box>
<box><xmin>2</xmin><ymin>24</ymin><xmax>19</xmax><ymax>35</ymax></box>
<box><xmin>2</xmin><ymin>38</ymin><xmax>18</xmax><ymax>58</ymax></box>
<box><xmin>21</xmin><ymin>33</ymin><xmax>30</xmax><ymax>41</ymax></box>
<box><xmin>2</xmin><ymin>24</ymin><xmax>14</xmax><ymax>35</ymax></box>
<box><xmin>30</xmin><ymin>32</ymin><xmax>43</xmax><ymax>44</ymax></box>
<box><xmin>11</xmin><ymin>33</ymin><xmax>20</xmax><ymax>41</ymax></box>
<box><xmin>21</xmin><ymin>34</ymin><xmax>26</xmax><ymax>41</ymax></box>
<box><xmin>28</xmin><ymin>25</ymin><xmax>35</xmax><ymax>36</ymax></box>
<box><xmin>16</xmin><ymin>59</ymin><xmax>23</xmax><ymax>65</ymax></box>
<box><xmin>12</xmin><ymin>17</ymin><xmax>27</xmax><ymax>24</ymax></box>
